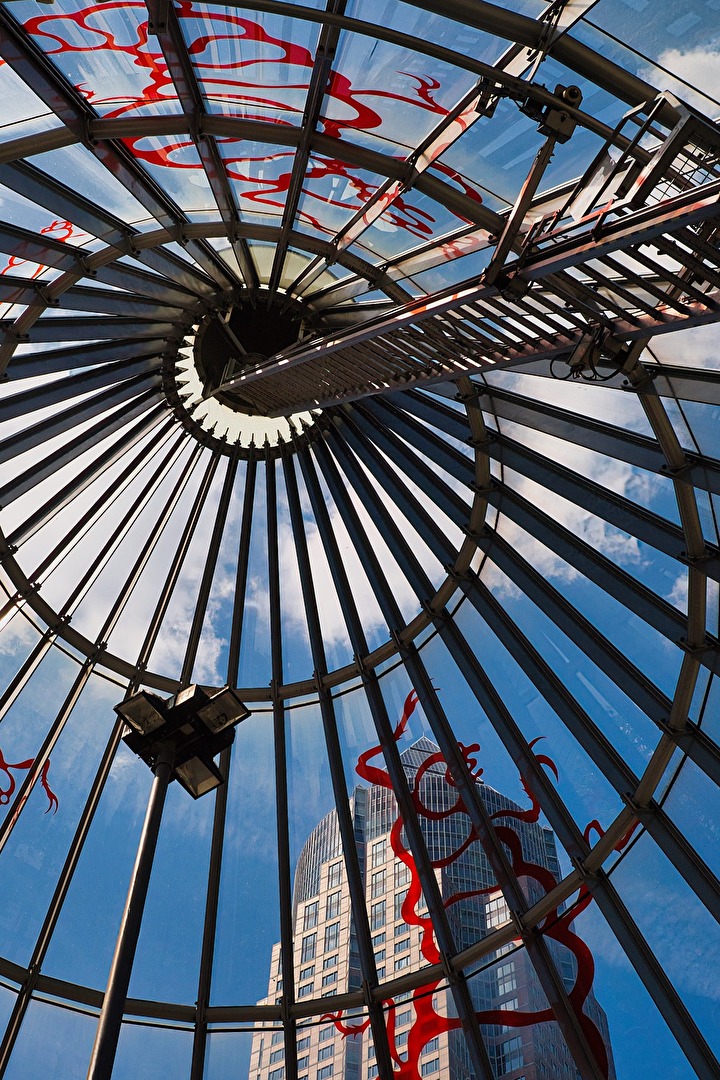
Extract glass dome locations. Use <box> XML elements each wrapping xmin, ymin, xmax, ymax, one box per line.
<box><xmin>0</xmin><ymin>1</ymin><xmax>718</xmax><ymax>1078</ymax></box>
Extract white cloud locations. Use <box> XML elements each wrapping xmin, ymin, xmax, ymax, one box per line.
<box><xmin>665</xmin><ymin>570</ymin><xmax>688</xmax><ymax>611</ymax></box>
<box><xmin>644</xmin><ymin>42</ymin><xmax>720</xmax><ymax>115</ymax></box>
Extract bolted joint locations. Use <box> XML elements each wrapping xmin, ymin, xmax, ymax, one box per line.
<box><xmin>537</xmin><ymin>85</ymin><xmax>582</xmax><ymax>143</ymax></box>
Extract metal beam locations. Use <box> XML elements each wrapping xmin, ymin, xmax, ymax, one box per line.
<box><xmin>0</xmin><ymin>373</ymin><xmax>162</xmax><ymax>465</ymax></box>
<box><xmin>146</xmin><ymin>0</ymin><xmax>259</xmax><ymax>293</ymax></box>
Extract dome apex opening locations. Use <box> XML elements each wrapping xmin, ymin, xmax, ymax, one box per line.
<box><xmin>195</xmin><ymin>297</ymin><xmax>309</xmax><ymax>417</ymax></box>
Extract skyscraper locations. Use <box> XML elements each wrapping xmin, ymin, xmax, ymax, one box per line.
<box><xmin>250</xmin><ymin>738</ymin><xmax>615</xmax><ymax>1080</ymax></box>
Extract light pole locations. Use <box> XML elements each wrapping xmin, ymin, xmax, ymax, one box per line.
<box><xmin>86</xmin><ymin>686</ymin><xmax>249</xmax><ymax>1080</ymax></box>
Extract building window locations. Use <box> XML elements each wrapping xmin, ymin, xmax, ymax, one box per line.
<box><xmin>326</xmin><ymin>891</ymin><xmax>341</xmax><ymax>920</ymax></box>
<box><xmin>500</xmin><ymin>1036</ymin><xmax>524</xmax><ymax>1074</ymax></box>
<box><xmin>270</xmin><ymin>1048</ymin><xmax>284</xmax><ymax>1063</ymax></box>
<box><xmin>323</xmin><ymin>954</ymin><xmax>338</xmax><ymax>969</ymax></box>
<box><xmin>319</xmin><ymin>1025</ymin><xmax>334</xmax><ymax>1042</ymax></box>
<box><xmin>371</xmin><ymin>839</ymin><xmax>386</xmax><ymax>867</ymax></box>
<box><xmin>500</xmin><ymin>998</ymin><xmax>519</xmax><ymax>1031</ymax></box>
<box><xmin>367</xmin><ymin>1066</ymin><xmax>379</xmax><ymax>1079</ymax></box>
<box><xmin>371</xmin><ymin>900</ymin><xmax>386</xmax><ymax>930</ymax></box>
<box><xmin>269</xmin><ymin>1070</ymin><xmax>285</xmax><ymax>1080</ymax></box>
<box><xmin>496</xmin><ymin>962</ymin><xmax>516</xmax><ymax>997</ymax></box>
<box><xmin>318</xmin><ymin>1045</ymin><xmax>334</xmax><ymax>1060</ymax></box>
<box><xmin>371</xmin><ymin>869</ymin><xmax>385</xmax><ymax>898</ymax></box>
<box><xmin>394</xmin><ymin>862</ymin><xmax>411</xmax><ymax>888</ymax></box>
<box><xmin>300</xmin><ymin>965</ymin><xmax>314</xmax><ymax>981</ymax></box>
<box><xmin>318</xmin><ymin>1066</ymin><xmax>334</xmax><ymax>1080</ymax></box>
<box><xmin>374</xmin><ymin>949</ymin><xmax>385</xmax><ymax>962</ymax></box>
<box><xmin>423</xmin><ymin>1038</ymin><xmax>439</xmax><ymax>1054</ymax></box>
<box><xmin>297</xmin><ymin>1037</ymin><xmax>311</xmax><ymax>1051</ymax></box>
<box><xmin>486</xmin><ymin>894</ymin><xmax>510</xmax><ymax>929</ymax></box>
<box><xmin>394</xmin><ymin>955</ymin><xmax>410</xmax><ymax>971</ymax></box>
<box><xmin>394</xmin><ymin>891</ymin><xmax>407</xmax><ymax>922</ymax></box>
<box><xmin>324</xmin><ymin>922</ymin><xmax>340</xmax><ymax>952</ymax></box>
<box><xmin>322</xmin><ymin>971</ymin><xmax>337</xmax><ymax>987</ymax></box>
<box><xmin>301</xmin><ymin>934</ymin><xmax>316</xmax><ymax>963</ymax></box>
<box><xmin>396</xmin><ymin>1031</ymin><xmax>408</xmax><ymax>1047</ymax></box>
<box><xmin>297</xmin><ymin>1058</ymin><xmax>309</xmax><ymax>1071</ymax></box>
<box><xmin>376</xmin><ymin>965</ymin><xmax>385</xmax><ymax>979</ymax></box>
<box><xmin>327</xmin><ymin>863</ymin><xmax>342</xmax><ymax>889</ymax></box>
<box><xmin>298</xmin><ymin>983</ymin><xmax>314</xmax><ymax>998</ymax></box>
<box><xmin>271</xmin><ymin>1031</ymin><xmax>284</xmax><ymax>1045</ymax></box>
<box><xmin>396</xmin><ymin>1009</ymin><xmax>412</xmax><ymax>1027</ymax></box>
<box><xmin>303</xmin><ymin>901</ymin><xmax>319</xmax><ymax>930</ymax></box>
<box><xmin>394</xmin><ymin>937</ymin><xmax>410</xmax><ymax>953</ymax></box>
<box><xmin>371</xmin><ymin>932</ymin><xmax>385</xmax><ymax>947</ymax></box>
<box><xmin>420</xmin><ymin>1059</ymin><xmax>439</xmax><ymax>1076</ymax></box>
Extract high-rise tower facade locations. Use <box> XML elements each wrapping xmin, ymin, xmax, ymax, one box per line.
<box><xmin>250</xmin><ymin>739</ymin><xmax>615</xmax><ymax>1080</ymax></box>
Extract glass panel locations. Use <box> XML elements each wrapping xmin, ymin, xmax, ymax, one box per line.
<box><xmin>127</xmin><ymin>773</ymin><xmax>215</xmax><ymax>1003</ymax></box>
<box><xmin>276</xmin><ymin>465</ymin><xmax>313</xmax><ymax>684</ymax></box>
<box><xmin>323</xmin><ymin>31</ymin><xmax>476</xmax><ymax>150</ymax></box>
<box><xmin>487</xmin><ymin>514</ymin><xmax>684</xmax><ymax>699</ymax></box>
<box><xmin>126</xmin><ymin>136</ymin><xmax>219</xmax><ymax>214</ymax></box>
<box><xmin>26</xmin><ymin>144</ymin><xmax>158</xmax><ymax>230</ymax></box>
<box><xmin>359</xmin><ymin>190</ymin><xmax>477</xmax><ymax>262</ymax></box>
<box><xmin>192</xmin><ymin>461</ymin><xmax>247</xmax><ymax>687</ymax></box>
<box><xmin>296</xmin><ymin>156</ymin><xmax>387</xmax><ymax>241</ymax></box>
<box><xmin>178</xmin><ymin>4</ymin><xmax>320</xmax><ymax>123</ymax></box>
<box><xmin>286</xmin><ymin>700</ymin><xmax>348</xmax><ymax>995</ymax></box>
<box><xmin>611</xmin><ymin>831</ymin><xmax>720</xmax><ymax>1060</ymax></box>
<box><xmin>0</xmin><ymin>984</ymin><xmax>16</xmax><ymax>1044</ymax></box>
<box><xmin>112</xmin><ymin>1021</ymin><xmax>193</xmax><ymax>1080</ymax></box>
<box><xmin>3</xmin><ymin>996</ymin><xmax>96</xmax><ymax>1080</ymax></box>
<box><xmin>218</xmin><ymin>140</ymin><xmax>294</xmax><ymax>220</ymax></box>
<box><xmin>289</xmin><ymin>459</ymin><xmax>354</xmax><ymax>675</ymax></box>
<box><xmin>561</xmin><ymin>884</ymin><xmax>694</xmax><ymax>1079</ymax></box>
<box><xmin>61</xmin><ymin>441</ymin><xmax>201</xmax><ymax>661</ymax></box>
<box><xmin>585</xmin><ymin>0</ymin><xmax>720</xmax><ymax>91</ymax></box>
<box><xmin>0</xmin><ymin>59</ymin><xmax>56</xmax><ymax>143</ymax></box>
<box><xmin>237</xmin><ymin>463</ymin><xmax>272</xmax><ymax>688</ymax></box>
<box><xmin>11</xmin><ymin>1</ymin><xmax>179</xmax><ymax>117</ymax></box>
<box><xmin>206</xmin><ymin>1028</ymin><xmax>256</xmax><ymax>1080</ymax></box>
<box><xmin>211</xmin><ymin>710</ymin><xmax>279</xmax><ymax>1005</ymax></box>
<box><xmin>0</xmin><ymin>663</ymin><xmax>117</xmax><ymax>968</ymax></box>
<box><xmin>662</xmin><ymin>757</ymin><xmax>720</xmax><ymax>880</ymax></box>
<box><xmin>144</xmin><ymin>458</ymin><xmax>229</xmax><ymax>685</ymax></box>
<box><xmin>42</xmin><ymin>736</ymin><xmax>153</xmax><ymax>989</ymax></box>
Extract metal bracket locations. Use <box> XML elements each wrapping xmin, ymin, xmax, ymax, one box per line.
<box><xmin>146</xmin><ymin>0</ymin><xmax>170</xmax><ymax>35</ymax></box>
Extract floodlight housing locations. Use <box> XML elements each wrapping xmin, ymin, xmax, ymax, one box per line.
<box><xmin>174</xmin><ymin>755</ymin><xmax>224</xmax><ymax>799</ymax></box>
<box><xmin>114</xmin><ymin>691</ymin><xmax>166</xmax><ymax>736</ymax></box>
<box><xmin>117</xmin><ymin>685</ymin><xmax>249</xmax><ymax>798</ymax></box>
<box><xmin>196</xmin><ymin>686</ymin><xmax>250</xmax><ymax>733</ymax></box>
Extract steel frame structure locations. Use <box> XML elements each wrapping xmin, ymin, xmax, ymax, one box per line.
<box><xmin>0</xmin><ymin>1</ymin><xmax>717</xmax><ymax>1079</ymax></box>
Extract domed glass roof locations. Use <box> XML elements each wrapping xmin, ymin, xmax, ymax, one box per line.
<box><xmin>0</xmin><ymin>1</ymin><xmax>719</xmax><ymax>1078</ymax></box>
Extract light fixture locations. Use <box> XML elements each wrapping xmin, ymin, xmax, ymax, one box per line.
<box><xmin>113</xmin><ymin>689</ymin><xmax>166</xmax><ymax>736</ymax></box>
<box><xmin>115</xmin><ymin>683</ymin><xmax>250</xmax><ymax>798</ymax></box>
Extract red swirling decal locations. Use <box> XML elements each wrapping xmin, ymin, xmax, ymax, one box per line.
<box><xmin>19</xmin><ymin>2</ymin><xmax>482</xmax><ymax>241</ymax></box>
<box><xmin>0</xmin><ymin>746</ymin><xmax>58</xmax><ymax>814</ymax></box>
<box><xmin>322</xmin><ymin>690</ymin><xmax>623</xmax><ymax>1078</ymax></box>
